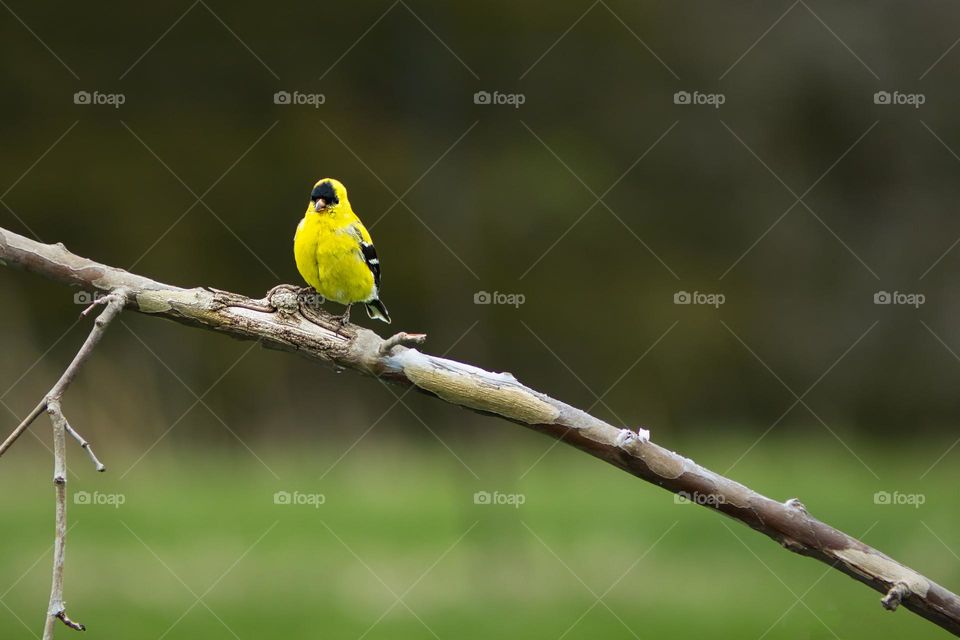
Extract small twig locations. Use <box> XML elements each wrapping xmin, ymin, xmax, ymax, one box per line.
<box><xmin>379</xmin><ymin>332</ymin><xmax>428</xmax><ymax>355</ymax></box>
<box><xmin>0</xmin><ymin>399</ymin><xmax>46</xmax><ymax>457</ymax></box>
<box><xmin>80</xmin><ymin>301</ymin><xmax>99</xmax><ymax>317</ymax></box>
<box><xmin>0</xmin><ymin>291</ymin><xmax>126</xmax><ymax>459</ymax></box>
<box><xmin>54</xmin><ymin>612</ymin><xmax>85</xmax><ymax>632</ymax></box>
<box><xmin>42</xmin><ymin>400</ymin><xmax>84</xmax><ymax>638</ymax></box>
<box><xmin>62</xmin><ymin>418</ymin><xmax>105</xmax><ymax>472</ymax></box>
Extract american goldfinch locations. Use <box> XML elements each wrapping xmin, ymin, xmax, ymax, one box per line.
<box><xmin>293</xmin><ymin>178</ymin><xmax>391</xmax><ymax>324</ymax></box>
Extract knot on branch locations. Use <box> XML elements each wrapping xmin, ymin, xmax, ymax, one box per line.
<box><xmin>614</xmin><ymin>427</ymin><xmax>651</xmax><ymax>449</ymax></box>
<box><xmin>784</xmin><ymin>498</ymin><xmax>808</xmax><ymax>514</ymax></box>
<box><xmin>882</xmin><ymin>582</ymin><xmax>911</xmax><ymax>611</ymax></box>
<box><xmin>265</xmin><ymin>284</ymin><xmax>301</xmax><ymax>315</ymax></box>
<box><xmin>259</xmin><ymin>284</ymin><xmax>347</xmax><ymax>333</ymax></box>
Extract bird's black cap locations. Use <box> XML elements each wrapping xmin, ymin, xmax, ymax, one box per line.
<box><xmin>311</xmin><ymin>181</ymin><xmax>339</xmax><ymax>205</ymax></box>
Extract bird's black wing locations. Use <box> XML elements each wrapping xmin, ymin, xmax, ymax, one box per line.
<box><xmin>360</xmin><ymin>241</ymin><xmax>381</xmax><ymax>289</ymax></box>
<box><xmin>346</xmin><ymin>223</ymin><xmax>382</xmax><ymax>289</ymax></box>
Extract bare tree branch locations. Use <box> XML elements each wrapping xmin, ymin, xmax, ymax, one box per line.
<box><xmin>62</xmin><ymin>417</ymin><xmax>105</xmax><ymax>473</ymax></box>
<box><xmin>42</xmin><ymin>399</ymin><xmax>85</xmax><ymax>638</ymax></box>
<box><xmin>0</xmin><ymin>289</ymin><xmax>123</xmax><ymax>460</ymax></box>
<box><xmin>0</xmin><ymin>400</ymin><xmax>46</xmax><ymax>458</ymax></box>
<box><xmin>0</xmin><ymin>279</ymin><xmax>123</xmax><ymax>637</ymax></box>
<box><xmin>2</xmin><ymin>225</ymin><xmax>960</xmax><ymax>636</ymax></box>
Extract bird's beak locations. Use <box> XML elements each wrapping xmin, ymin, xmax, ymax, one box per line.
<box><xmin>313</xmin><ymin>198</ymin><xmax>326</xmax><ymax>212</ymax></box>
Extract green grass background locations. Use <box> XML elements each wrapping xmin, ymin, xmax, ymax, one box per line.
<box><xmin>2</xmin><ymin>434</ymin><xmax>957</xmax><ymax>639</ymax></box>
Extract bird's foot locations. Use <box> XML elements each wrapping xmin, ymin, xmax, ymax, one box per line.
<box><xmin>328</xmin><ymin>305</ymin><xmax>353</xmax><ymax>337</ymax></box>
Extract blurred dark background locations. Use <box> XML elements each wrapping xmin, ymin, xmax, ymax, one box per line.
<box><xmin>3</xmin><ymin>2</ymin><xmax>960</xmax><ymax>639</ymax></box>
<box><xmin>5</xmin><ymin>1</ymin><xmax>960</xmax><ymax>440</ymax></box>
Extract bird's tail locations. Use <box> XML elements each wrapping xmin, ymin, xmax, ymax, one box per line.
<box><xmin>365</xmin><ymin>299</ymin><xmax>391</xmax><ymax>324</ymax></box>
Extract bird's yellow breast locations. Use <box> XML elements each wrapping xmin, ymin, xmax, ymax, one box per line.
<box><xmin>293</xmin><ymin>210</ymin><xmax>375</xmax><ymax>305</ymax></box>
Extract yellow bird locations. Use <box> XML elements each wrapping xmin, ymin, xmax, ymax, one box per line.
<box><xmin>293</xmin><ymin>178</ymin><xmax>391</xmax><ymax>324</ymax></box>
